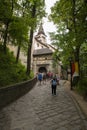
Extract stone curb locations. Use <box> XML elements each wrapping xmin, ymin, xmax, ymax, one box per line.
<box><xmin>63</xmin><ymin>80</ymin><xmax>87</xmax><ymax>118</ymax></box>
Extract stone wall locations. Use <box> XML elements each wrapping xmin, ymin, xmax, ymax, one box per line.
<box><xmin>0</xmin><ymin>77</ymin><xmax>37</xmax><ymax>109</ymax></box>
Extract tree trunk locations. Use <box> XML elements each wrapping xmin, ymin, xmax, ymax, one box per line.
<box><xmin>3</xmin><ymin>22</ymin><xmax>9</xmax><ymax>53</ymax></box>
<box><xmin>76</xmin><ymin>46</ymin><xmax>80</xmax><ymax>75</ymax></box>
<box><xmin>26</xmin><ymin>29</ymin><xmax>33</xmax><ymax>75</ymax></box>
<box><xmin>72</xmin><ymin>0</ymin><xmax>81</xmax><ymax>77</ymax></box>
<box><xmin>3</xmin><ymin>0</ymin><xmax>14</xmax><ymax>54</ymax></box>
<box><xmin>26</xmin><ymin>3</ymin><xmax>36</xmax><ymax>75</ymax></box>
<box><xmin>16</xmin><ymin>45</ymin><xmax>21</xmax><ymax>63</ymax></box>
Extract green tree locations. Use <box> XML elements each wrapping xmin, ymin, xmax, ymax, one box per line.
<box><xmin>0</xmin><ymin>0</ymin><xmax>46</xmax><ymax>76</ymax></box>
<box><xmin>9</xmin><ymin>17</ymin><xmax>29</xmax><ymax>63</ymax></box>
<box><xmin>21</xmin><ymin>0</ymin><xmax>46</xmax><ymax>75</ymax></box>
<box><xmin>49</xmin><ymin>0</ymin><xmax>87</xmax><ymax>75</ymax></box>
<box><xmin>0</xmin><ymin>0</ymin><xmax>18</xmax><ymax>53</ymax></box>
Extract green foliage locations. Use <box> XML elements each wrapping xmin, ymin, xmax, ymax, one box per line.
<box><xmin>0</xmin><ymin>45</ymin><xmax>31</xmax><ymax>87</ymax></box>
<box><xmin>20</xmin><ymin>0</ymin><xmax>46</xmax><ymax>28</ymax></box>
<box><xmin>0</xmin><ymin>0</ymin><xmax>13</xmax><ymax>23</ymax></box>
<box><xmin>76</xmin><ymin>77</ymin><xmax>87</xmax><ymax>98</ymax></box>
<box><xmin>0</xmin><ymin>0</ymin><xmax>46</xmax><ymax>74</ymax></box>
<box><xmin>9</xmin><ymin>17</ymin><xmax>29</xmax><ymax>53</ymax></box>
<box><xmin>9</xmin><ymin>17</ymin><xmax>28</xmax><ymax>41</ymax></box>
<box><xmin>49</xmin><ymin>0</ymin><xmax>87</xmax><ymax>99</ymax></box>
<box><xmin>80</xmin><ymin>43</ymin><xmax>87</xmax><ymax>77</ymax></box>
<box><xmin>72</xmin><ymin>76</ymin><xmax>79</xmax><ymax>86</ymax></box>
<box><xmin>50</xmin><ymin>0</ymin><xmax>87</xmax><ymax>47</ymax></box>
<box><xmin>49</xmin><ymin>0</ymin><xmax>87</xmax><ymax>77</ymax></box>
<box><xmin>29</xmin><ymin>70</ymin><xmax>34</xmax><ymax>79</ymax></box>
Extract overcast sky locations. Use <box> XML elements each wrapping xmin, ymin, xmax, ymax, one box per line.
<box><xmin>43</xmin><ymin>0</ymin><xmax>57</xmax><ymax>44</ymax></box>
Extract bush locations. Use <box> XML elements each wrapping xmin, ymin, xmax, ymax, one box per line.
<box><xmin>29</xmin><ymin>70</ymin><xmax>34</xmax><ymax>79</ymax></box>
<box><xmin>76</xmin><ymin>77</ymin><xmax>87</xmax><ymax>99</ymax></box>
<box><xmin>0</xmin><ymin>45</ymin><xmax>32</xmax><ymax>87</ymax></box>
<box><xmin>72</xmin><ymin>76</ymin><xmax>79</xmax><ymax>86</ymax></box>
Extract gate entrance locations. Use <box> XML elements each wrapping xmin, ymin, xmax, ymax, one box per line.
<box><xmin>38</xmin><ymin>67</ymin><xmax>47</xmax><ymax>73</ymax></box>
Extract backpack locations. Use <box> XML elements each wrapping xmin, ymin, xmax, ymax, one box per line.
<box><xmin>52</xmin><ymin>79</ymin><xmax>57</xmax><ymax>85</ymax></box>
<box><xmin>38</xmin><ymin>73</ymin><xmax>42</xmax><ymax>80</ymax></box>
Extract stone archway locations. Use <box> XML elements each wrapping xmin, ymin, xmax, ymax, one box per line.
<box><xmin>38</xmin><ymin>67</ymin><xmax>47</xmax><ymax>73</ymax></box>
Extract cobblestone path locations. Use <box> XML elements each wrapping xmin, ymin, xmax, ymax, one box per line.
<box><xmin>0</xmin><ymin>80</ymin><xmax>87</xmax><ymax>130</ymax></box>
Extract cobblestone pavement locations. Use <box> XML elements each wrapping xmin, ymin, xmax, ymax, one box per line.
<box><xmin>0</xmin><ymin>80</ymin><xmax>87</xmax><ymax>130</ymax></box>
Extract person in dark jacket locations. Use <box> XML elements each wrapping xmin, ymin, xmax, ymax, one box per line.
<box><xmin>51</xmin><ymin>77</ymin><xmax>57</xmax><ymax>95</ymax></box>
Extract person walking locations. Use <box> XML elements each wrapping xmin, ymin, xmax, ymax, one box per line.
<box><xmin>51</xmin><ymin>77</ymin><xmax>57</xmax><ymax>95</ymax></box>
<box><xmin>37</xmin><ymin>72</ymin><xmax>43</xmax><ymax>85</ymax></box>
<box><xmin>43</xmin><ymin>72</ymin><xmax>47</xmax><ymax>84</ymax></box>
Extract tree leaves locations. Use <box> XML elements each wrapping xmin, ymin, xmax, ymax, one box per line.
<box><xmin>50</xmin><ymin>0</ymin><xmax>87</xmax><ymax>70</ymax></box>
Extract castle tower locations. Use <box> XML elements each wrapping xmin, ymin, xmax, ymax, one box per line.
<box><xmin>35</xmin><ymin>23</ymin><xmax>47</xmax><ymax>44</ymax></box>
